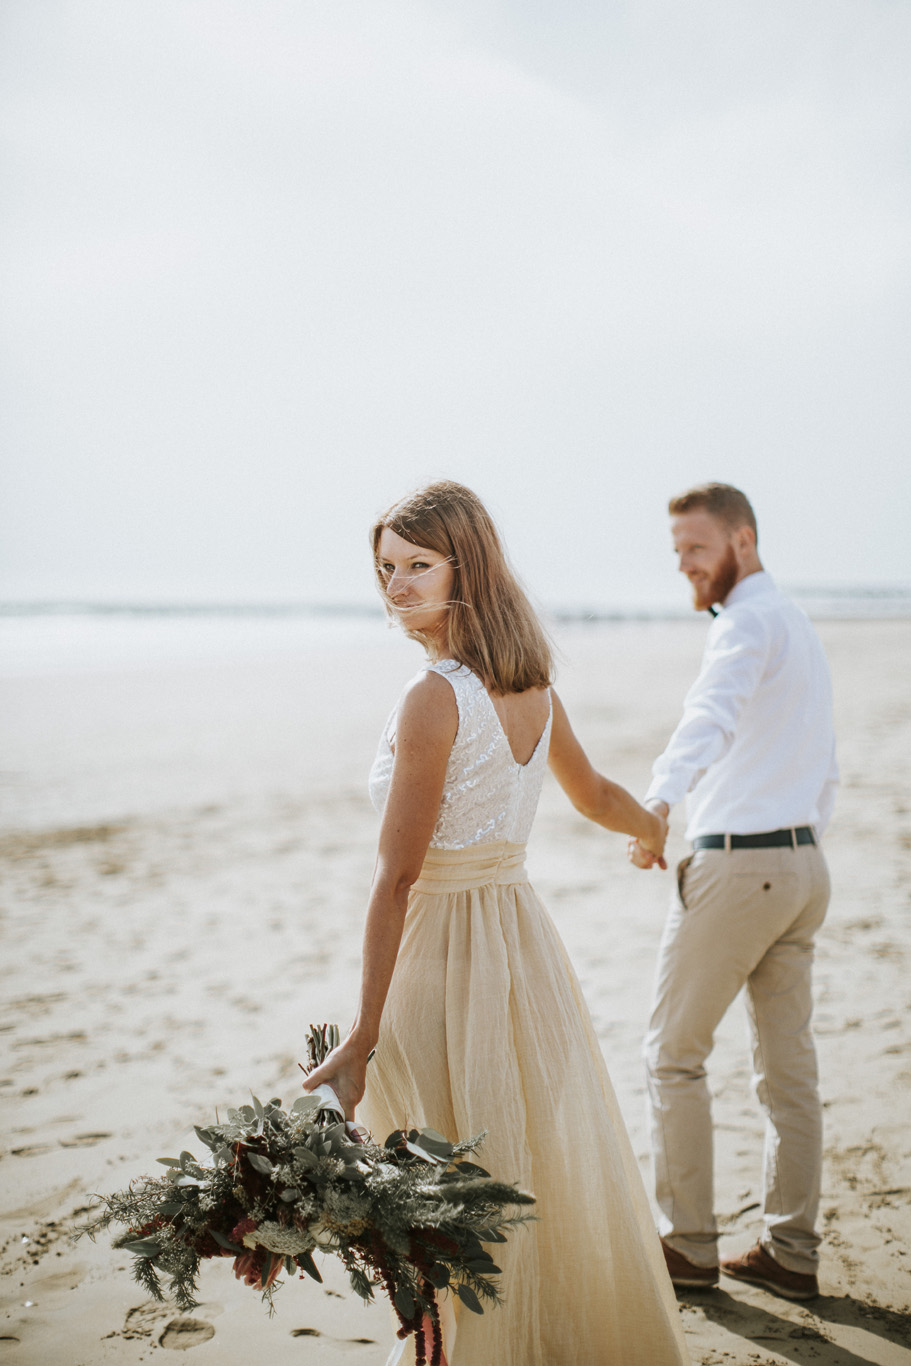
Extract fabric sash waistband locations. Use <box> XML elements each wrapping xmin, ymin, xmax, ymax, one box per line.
<box><xmin>411</xmin><ymin>842</ymin><xmax>529</xmax><ymax>894</ymax></box>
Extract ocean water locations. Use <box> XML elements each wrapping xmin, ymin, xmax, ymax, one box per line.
<box><xmin>0</xmin><ymin>606</ymin><xmax>394</xmax><ymax>678</ymax></box>
<box><xmin>1</xmin><ymin>596</ymin><xmax>907</xmax><ymax>832</ymax></box>
<box><xmin>0</xmin><ymin>588</ymin><xmax>909</xmax><ymax>678</ymax></box>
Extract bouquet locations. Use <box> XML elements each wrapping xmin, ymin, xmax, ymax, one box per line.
<box><xmin>82</xmin><ymin>1025</ymin><xmax>534</xmax><ymax>1366</ymax></box>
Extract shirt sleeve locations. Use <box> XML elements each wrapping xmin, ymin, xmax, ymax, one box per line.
<box><xmin>644</xmin><ymin>606</ymin><xmax>771</xmax><ymax>810</ymax></box>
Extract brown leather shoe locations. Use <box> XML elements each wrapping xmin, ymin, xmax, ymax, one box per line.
<box><xmin>660</xmin><ymin>1238</ymin><xmax>718</xmax><ymax>1289</ymax></box>
<box><xmin>720</xmin><ymin>1242</ymin><xmax>818</xmax><ymax>1300</ymax></box>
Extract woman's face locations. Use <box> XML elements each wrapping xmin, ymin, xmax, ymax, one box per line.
<box><xmin>377</xmin><ymin>526</ymin><xmax>455</xmax><ymax>645</ymax></box>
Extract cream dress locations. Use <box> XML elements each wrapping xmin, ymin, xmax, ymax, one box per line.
<box><xmin>363</xmin><ymin>660</ymin><xmax>689</xmax><ymax>1365</ymax></box>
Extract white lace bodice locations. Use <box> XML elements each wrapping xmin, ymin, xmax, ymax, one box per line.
<box><xmin>368</xmin><ymin>660</ymin><xmax>553</xmax><ymax>849</ymax></box>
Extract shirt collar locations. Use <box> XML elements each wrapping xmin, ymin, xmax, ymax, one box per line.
<box><xmin>721</xmin><ymin>569</ymin><xmax>774</xmax><ymax>609</ymax></box>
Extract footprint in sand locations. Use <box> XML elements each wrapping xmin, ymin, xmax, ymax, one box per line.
<box><xmin>291</xmin><ymin>1328</ymin><xmax>377</xmax><ymax>1344</ymax></box>
<box><xmin>58</xmin><ymin>1132</ymin><xmax>112</xmax><ymax>1148</ymax></box>
<box><xmin>159</xmin><ymin>1317</ymin><xmax>216</xmax><ymax>1350</ymax></box>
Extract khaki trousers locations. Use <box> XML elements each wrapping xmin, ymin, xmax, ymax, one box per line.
<box><xmin>644</xmin><ymin>842</ymin><xmax>830</xmax><ymax>1273</ymax></box>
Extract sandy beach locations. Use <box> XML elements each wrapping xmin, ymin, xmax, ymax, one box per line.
<box><xmin>1</xmin><ymin>615</ymin><xmax>909</xmax><ymax>1365</ymax></box>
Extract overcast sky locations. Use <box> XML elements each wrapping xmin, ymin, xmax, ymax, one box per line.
<box><xmin>1</xmin><ymin>0</ymin><xmax>909</xmax><ymax>611</ymax></box>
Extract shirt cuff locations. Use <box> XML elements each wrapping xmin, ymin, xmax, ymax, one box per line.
<box><xmin>644</xmin><ymin>779</ymin><xmax>675</xmax><ymax>810</ymax></box>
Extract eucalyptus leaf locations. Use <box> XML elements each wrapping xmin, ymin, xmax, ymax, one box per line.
<box><xmin>456</xmin><ymin>1283</ymin><xmax>484</xmax><ymax>1314</ymax></box>
<box><xmin>210</xmin><ymin>1228</ymin><xmax>243</xmax><ymax>1252</ymax></box>
<box><xmin>156</xmin><ymin>1157</ymin><xmax>181</xmax><ymax>1167</ymax></box>
<box><xmin>425</xmin><ymin>1264</ymin><xmax>450</xmax><ymax>1289</ymax></box>
<box><xmin>248</xmin><ymin>1153</ymin><xmax>274</xmax><ymax>1175</ymax></box>
<box><xmin>416</xmin><ymin>1129</ymin><xmax>454</xmax><ymax>1158</ymax></box>
<box><xmin>404</xmin><ymin>1140</ymin><xmax>444</xmax><ymax>1164</ymax></box>
<box><xmin>466</xmin><ymin>1258</ymin><xmax>500</xmax><ymax>1275</ymax></box>
<box><xmin>297</xmin><ymin>1250</ymin><xmax>323</xmax><ymax>1283</ymax></box>
<box><xmin>252</xmin><ymin>1095</ymin><xmax>264</xmax><ymax>1120</ymax></box>
<box><xmin>454</xmin><ymin>1161</ymin><xmax>490</xmax><ymax>1177</ymax></box>
<box><xmin>394</xmin><ymin>1285</ymin><xmax>416</xmax><ymax>1320</ymax></box>
<box><xmin>122</xmin><ymin>1238</ymin><xmax>162</xmax><ymax>1258</ymax></box>
<box><xmin>292</xmin><ymin>1095</ymin><xmax>321</xmax><ymax>1114</ymax></box>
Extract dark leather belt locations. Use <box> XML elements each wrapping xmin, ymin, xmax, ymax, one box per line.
<box><xmin>693</xmin><ymin>827</ymin><xmax>816</xmax><ymax>851</ymax></box>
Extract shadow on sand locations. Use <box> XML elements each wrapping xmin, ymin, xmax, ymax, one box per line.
<box><xmin>680</xmin><ymin>1286</ymin><xmax>911</xmax><ymax>1365</ymax></box>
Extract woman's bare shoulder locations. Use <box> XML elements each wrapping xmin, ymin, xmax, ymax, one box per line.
<box><xmin>395</xmin><ymin>668</ymin><xmax>459</xmax><ymax>739</ymax></box>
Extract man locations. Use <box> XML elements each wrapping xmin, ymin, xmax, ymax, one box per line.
<box><xmin>629</xmin><ymin>483</ymin><xmax>837</xmax><ymax>1301</ymax></box>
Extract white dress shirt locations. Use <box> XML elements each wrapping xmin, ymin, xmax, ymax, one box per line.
<box><xmin>645</xmin><ymin>571</ymin><xmax>838</xmax><ymax>841</ymax></box>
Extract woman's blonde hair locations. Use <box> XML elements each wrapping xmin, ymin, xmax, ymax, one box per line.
<box><xmin>371</xmin><ymin>481</ymin><xmax>554</xmax><ymax>693</ymax></box>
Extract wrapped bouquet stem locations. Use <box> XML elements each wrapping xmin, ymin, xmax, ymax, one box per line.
<box><xmin>81</xmin><ymin>1025</ymin><xmax>534</xmax><ymax>1362</ymax></box>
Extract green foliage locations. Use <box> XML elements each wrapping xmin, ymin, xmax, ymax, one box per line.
<box><xmin>80</xmin><ymin>1028</ymin><xmax>535</xmax><ymax>1344</ymax></box>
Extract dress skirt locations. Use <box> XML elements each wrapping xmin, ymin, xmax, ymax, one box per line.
<box><xmin>360</xmin><ymin>842</ymin><xmax>689</xmax><ymax>1365</ymax></box>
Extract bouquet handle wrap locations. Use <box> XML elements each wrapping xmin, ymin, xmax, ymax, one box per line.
<box><xmin>309</xmin><ymin>1082</ymin><xmax>368</xmax><ymax>1144</ymax></box>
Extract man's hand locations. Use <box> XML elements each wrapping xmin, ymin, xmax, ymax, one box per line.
<box><xmin>628</xmin><ymin>837</ymin><xmax>666</xmax><ymax>870</ymax></box>
<box><xmin>629</xmin><ymin>799</ymin><xmax>669</xmax><ymax>870</ymax></box>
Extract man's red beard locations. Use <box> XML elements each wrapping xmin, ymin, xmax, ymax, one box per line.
<box><xmin>690</xmin><ymin>543</ymin><xmax>739</xmax><ymax>611</ymax></box>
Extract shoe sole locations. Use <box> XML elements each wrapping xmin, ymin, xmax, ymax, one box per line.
<box><xmin>669</xmin><ymin>1275</ymin><xmax>719</xmax><ymax>1290</ymax></box>
<box><xmin>721</xmin><ymin>1269</ymin><xmax>817</xmax><ymax>1301</ymax></box>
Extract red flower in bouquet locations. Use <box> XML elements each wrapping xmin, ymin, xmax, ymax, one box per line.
<box><xmin>233</xmin><ymin>1248</ymin><xmax>283</xmax><ymax>1291</ymax></box>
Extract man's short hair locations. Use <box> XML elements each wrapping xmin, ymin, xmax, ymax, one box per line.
<box><xmin>668</xmin><ymin>483</ymin><xmax>758</xmax><ymax>541</ymax></box>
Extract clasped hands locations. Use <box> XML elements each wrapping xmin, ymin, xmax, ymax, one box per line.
<box><xmin>628</xmin><ymin>800</ymin><xmax>669</xmax><ymax>871</ymax></box>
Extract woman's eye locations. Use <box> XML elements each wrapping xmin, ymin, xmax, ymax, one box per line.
<box><xmin>412</xmin><ymin>561</ymin><xmax>430</xmax><ymax>570</ymax></box>
<box><xmin>380</xmin><ymin>563</ymin><xmax>394</xmax><ymax>575</ymax></box>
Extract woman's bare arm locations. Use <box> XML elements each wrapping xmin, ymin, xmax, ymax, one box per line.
<box><xmin>303</xmin><ymin>671</ymin><xmax>458</xmax><ymax>1117</ymax></box>
<box><xmin>547</xmin><ymin>691</ymin><xmax>667</xmax><ymax>864</ymax></box>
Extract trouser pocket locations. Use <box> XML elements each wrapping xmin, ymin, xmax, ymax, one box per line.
<box><xmin>676</xmin><ymin>854</ymin><xmax>694</xmax><ymax>908</ymax></box>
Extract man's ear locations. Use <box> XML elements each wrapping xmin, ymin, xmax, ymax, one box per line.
<box><xmin>734</xmin><ymin>524</ymin><xmax>756</xmax><ymax>559</ymax></box>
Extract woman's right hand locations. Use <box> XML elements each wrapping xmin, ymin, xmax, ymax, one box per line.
<box><xmin>302</xmin><ymin>1033</ymin><xmax>372</xmax><ymax>1121</ymax></box>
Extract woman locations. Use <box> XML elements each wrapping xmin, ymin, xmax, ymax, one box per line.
<box><xmin>305</xmin><ymin>482</ymin><xmax>689</xmax><ymax>1364</ymax></box>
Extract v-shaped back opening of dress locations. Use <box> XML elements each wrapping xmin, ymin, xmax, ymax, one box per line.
<box><xmin>439</xmin><ymin>658</ymin><xmax>552</xmax><ymax>769</ymax></box>
<box><xmin>369</xmin><ymin>659</ymin><xmax>554</xmax><ymax>851</ymax></box>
